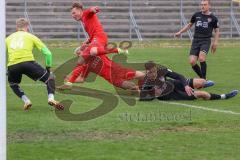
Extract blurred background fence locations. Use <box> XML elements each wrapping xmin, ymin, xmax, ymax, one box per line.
<box><xmin>5</xmin><ymin>0</ymin><xmax>240</xmax><ymax>41</ymax></box>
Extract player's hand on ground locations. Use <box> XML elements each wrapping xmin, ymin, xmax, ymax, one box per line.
<box><xmin>211</xmin><ymin>42</ymin><xmax>218</xmax><ymax>53</ymax></box>
<box><xmin>185</xmin><ymin>85</ymin><xmax>194</xmax><ymax>96</ymax></box>
<box><xmin>154</xmin><ymin>86</ymin><xmax>162</xmax><ymax>97</ymax></box>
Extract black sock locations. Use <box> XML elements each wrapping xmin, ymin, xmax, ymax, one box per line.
<box><xmin>200</xmin><ymin>61</ymin><xmax>207</xmax><ymax>79</ymax></box>
<box><xmin>10</xmin><ymin>83</ymin><xmax>25</xmax><ymax>98</ymax></box>
<box><xmin>210</xmin><ymin>93</ymin><xmax>221</xmax><ymax>100</ymax></box>
<box><xmin>39</xmin><ymin>72</ymin><xmax>55</xmax><ymax>94</ymax></box>
<box><xmin>192</xmin><ymin>64</ymin><xmax>203</xmax><ymax>78</ymax></box>
<box><xmin>46</xmin><ymin>75</ymin><xmax>55</xmax><ymax>94</ymax></box>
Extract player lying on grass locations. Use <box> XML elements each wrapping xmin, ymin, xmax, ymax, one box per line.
<box><xmin>71</xmin><ymin>2</ymin><xmax>128</xmax><ymax>67</ymax></box>
<box><xmin>139</xmin><ymin>61</ymin><xmax>239</xmax><ymax>101</ymax></box>
<box><xmin>6</xmin><ymin>18</ymin><xmax>64</xmax><ymax>110</ymax></box>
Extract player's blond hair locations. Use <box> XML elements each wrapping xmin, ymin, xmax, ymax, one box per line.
<box><xmin>16</xmin><ymin>18</ymin><xmax>29</xmax><ymax>30</ymax></box>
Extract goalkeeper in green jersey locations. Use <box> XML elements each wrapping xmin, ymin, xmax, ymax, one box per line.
<box><xmin>6</xmin><ymin>18</ymin><xmax>64</xmax><ymax>110</ymax></box>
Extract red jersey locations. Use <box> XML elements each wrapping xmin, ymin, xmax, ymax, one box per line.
<box><xmin>82</xmin><ymin>8</ymin><xmax>107</xmax><ymax>42</ymax></box>
<box><xmin>84</xmin><ymin>55</ymin><xmax>136</xmax><ymax>87</ymax></box>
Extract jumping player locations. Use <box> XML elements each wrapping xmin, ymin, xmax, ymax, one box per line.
<box><xmin>71</xmin><ymin>2</ymin><xmax>128</xmax><ymax>66</ymax></box>
<box><xmin>59</xmin><ymin>47</ymin><xmax>145</xmax><ymax>91</ymax></box>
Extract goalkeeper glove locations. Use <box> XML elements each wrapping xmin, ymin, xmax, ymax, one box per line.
<box><xmin>46</xmin><ymin>67</ymin><xmax>51</xmax><ymax>73</ymax></box>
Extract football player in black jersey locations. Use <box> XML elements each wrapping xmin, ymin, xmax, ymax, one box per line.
<box><xmin>139</xmin><ymin>61</ymin><xmax>238</xmax><ymax>101</ymax></box>
<box><xmin>174</xmin><ymin>0</ymin><xmax>220</xmax><ymax>80</ymax></box>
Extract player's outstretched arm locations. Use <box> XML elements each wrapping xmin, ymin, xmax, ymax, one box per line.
<box><xmin>90</xmin><ymin>6</ymin><xmax>100</xmax><ymax>14</ymax></box>
<box><xmin>174</xmin><ymin>23</ymin><xmax>193</xmax><ymax>38</ymax></box>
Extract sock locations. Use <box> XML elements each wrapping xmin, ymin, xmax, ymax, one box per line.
<box><xmin>21</xmin><ymin>95</ymin><xmax>30</xmax><ymax>103</ymax></box>
<box><xmin>200</xmin><ymin>61</ymin><xmax>207</xmax><ymax>79</ymax></box>
<box><xmin>48</xmin><ymin>93</ymin><xmax>54</xmax><ymax>101</ymax></box>
<box><xmin>46</xmin><ymin>73</ymin><xmax>55</xmax><ymax>95</ymax></box>
<box><xmin>220</xmin><ymin>94</ymin><xmax>226</xmax><ymax>99</ymax></box>
<box><xmin>68</xmin><ymin>65</ymin><xmax>85</xmax><ymax>83</ymax></box>
<box><xmin>210</xmin><ymin>93</ymin><xmax>221</xmax><ymax>100</ymax></box>
<box><xmin>192</xmin><ymin>64</ymin><xmax>203</xmax><ymax>78</ymax></box>
<box><xmin>38</xmin><ymin>71</ymin><xmax>55</xmax><ymax>95</ymax></box>
<box><xmin>96</xmin><ymin>47</ymin><xmax>119</xmax><ymax>56</ymax></box>
<box><xmin>10</xmin><ymin>83</ymin><xmax>25</xmax><ymax>98</ymax></box>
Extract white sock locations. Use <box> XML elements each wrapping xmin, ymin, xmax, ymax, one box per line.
<box><xmin>21</xmin><ymin>95</ymin><xmax>30</xmax><ymax>103</ymax></box>
<box><xmin>48</xmin><ymin>93</ymin><xmax>54</xmax><ymax>101</ymax></box>
<box><xmin>64</xmin><ymin>81</ymin><xmax>73</xmax><ymax>86</ymax></box>
<box><xmin>221</xmin><ymin>94</ymin><xmax>226</xmax><ymax>99</ymax></box>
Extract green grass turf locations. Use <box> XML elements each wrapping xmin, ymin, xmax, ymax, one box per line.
<box><xmin>7</xmin><ymin>40</ymin><xmax>240</xmax><ymax>160</ymax></box>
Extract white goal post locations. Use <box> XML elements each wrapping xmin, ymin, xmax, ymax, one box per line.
<box><xmin>0</xmin><ymin>0</ymin><xmax>6</xmax><ymax>160</ymax></box>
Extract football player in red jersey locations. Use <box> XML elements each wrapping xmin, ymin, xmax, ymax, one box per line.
<box><xmin>71</xmin><ymin>2</ymin><xmax>128</xmax><ymax>65</ymax></box>
<box><xmin>59</xmin><ymin>2</ymin><xmax>144</xmax><ymax>91</ymax></box>
<box><xmin>61</xmin><ymin>47</ymin><xmax>145</xmax><ymax>91</ymax></box>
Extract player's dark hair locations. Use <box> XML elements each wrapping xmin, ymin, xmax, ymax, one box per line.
<box><xmin>145</xmin><ymin>61</ymin><xmax>157</xmax><ymax>70</ymax></box>
<box><xmin>72</xmin><ymin>1</ymin><xmax>83</xmax><ymax>10</ymax></box>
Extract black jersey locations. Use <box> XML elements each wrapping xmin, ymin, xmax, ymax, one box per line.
<box><xmin>190</xmin><ymin>11</ymin><xmax>219</xmax><ymax>39</ymax></box>
<box><xmin>140</xmin><ymin>66</ymin><xmax>188</xmax><ymax>101</ymax></box>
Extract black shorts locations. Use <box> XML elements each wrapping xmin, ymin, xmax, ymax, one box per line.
<box><xmin>190</xmin><ymin>38</ymin><xmax>211</xmax><ymax>56</ymax></box>
<box><xmin>157</xmin><ymin>80</ymin><xmax>196</xmax><ymax>101</ymax></box>
<box><xmin>8</xmin><ymin>61</ymin><xmax>48</xmax><ymax>84</ymax></box>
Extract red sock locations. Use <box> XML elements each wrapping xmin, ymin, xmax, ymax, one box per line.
<box><xmin>96</xmin><ymin>47</ymin><xmax>119</xmax><ymax>56</ymax></box>
<box><xmin>68</xmin><ymin>65</ymin><xmax>84</xmax><ymax>83</ymax></box>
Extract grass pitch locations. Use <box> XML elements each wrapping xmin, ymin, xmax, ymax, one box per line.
<box><xmin>7</xmin><ymin>40</ymin><xmax>240</xmax><ymax>160</ymax></box>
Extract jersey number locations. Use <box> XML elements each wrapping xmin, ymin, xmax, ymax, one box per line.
<box><xmin>10</xmin><ymin>37</ymin><xmax>24</xmax><ymax>49</ymax></box>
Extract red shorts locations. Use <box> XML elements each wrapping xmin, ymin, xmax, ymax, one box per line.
<box><xmin>98</xmin><ymin>61</ymin><xmax>136</xmax><ymax>88</ymax></box>
<box><xmin>82</xmin><ymin>34</ymin><xmax>108</xmax><ymax>61</ymax></box>
<box><xmin>75</xmin><ymin>47</ymin><xmax>136</xmax><ymax>88</ymax></box>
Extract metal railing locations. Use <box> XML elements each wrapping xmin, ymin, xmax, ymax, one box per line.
<box><xmin>19</xmin><ymin>0</ymin><xmax>240</xmax><ymax>40</ymax></box>
<box><xmin>230</xmin><ymin>0</ymin><xmax>240</xmax><ymax>37</ymax></box>
<box><xmin>24</xmin><ymin>0</ymin><xmax>34</xmax><ymax>33</ymax></box>
<box><xmin>129</xmin><ymin>12</ymin><xmax>143</xmax><ymax>41</ymax></box>
<box><xmin>129</xmin><ymin>0</ymin><xmax>143</xmax><ymax>41</ymax></box>
<box><xmin>77</xmin><ymin>22</ymin><xmax>89</xmax><ymax>41</ymax></box>
<box><xmin>180</xmin><ymin>0</ymin><xmax>193</xmax><ymax>40</ymax></box>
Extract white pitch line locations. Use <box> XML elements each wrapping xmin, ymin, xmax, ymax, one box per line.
<box><xmin>7</xmin><ymin>84</ymin><xmax>240</xmax><ymax>115</ymax></box>
<box><xmin>160</xmin><ymin>101</ymin><xmax>240</xmax><ymax>115</ymax></box>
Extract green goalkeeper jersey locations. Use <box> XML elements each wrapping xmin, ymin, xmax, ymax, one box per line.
<box><xmin>6</xmin><ymin>31</ymin><xmax>52</xmax><ymax>67</ymax></box>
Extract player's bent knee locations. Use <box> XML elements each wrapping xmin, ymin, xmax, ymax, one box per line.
<box><xmin>193</xmin><ymin>78</ymin><xmax>205</xmax><ymax>88</ymax></box>
<box><xmin>198</xmin><ymin>57</ymin><xmax>206</xmax><ymax>62</ymax></box>
<box><xmin>90</xmin><ymin>47</ymin><xmax>98</xmax><ymax>56</ymax></box>
<box><xmin>199</xmin><ymin>53</ymin><xmax>206</xmax><ymax>62</ymax></box>
<box><xmin>39</xmin><ymin>71</ymin><xmax>50</xmax><ymax>83</ymax></box>
<box><xmin>189</xmin><ymin>59</ymin><xmax>197</xmax><ymax>66</ymax></box>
